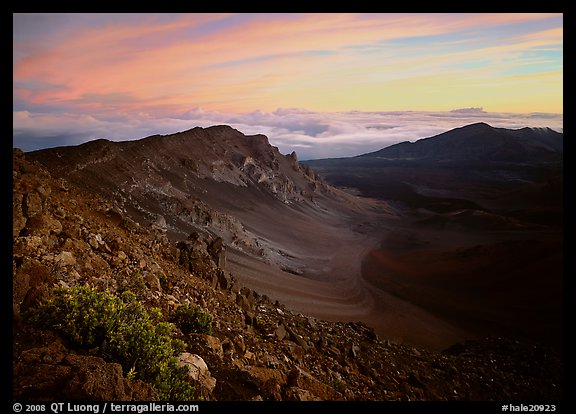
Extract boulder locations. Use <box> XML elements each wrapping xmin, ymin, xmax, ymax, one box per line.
<box><xmin>23</xmin><ymin>192</ymin><xmax>43</xmax><ymax>218</ymax></box>
<box><xmin>284</xmin><ymin>386</ymin><xmax>322</xmax><ymax>401</ymax></box>
<box><xmin>13</xmin><ymin>341</ymin><xmax>157</xmax><ymax>401</ymax></box>
<box><xmin>275</xmin><ymin>324</ymin><xmax>288</xmax><ymax>341</ymax></box>
<box><xmin>188</xmin><ymin>334</ymin><xmax>224</xmax><ymax>361</ymax></box>
<box><xmin>240</xmin><ymin>365</ymin><xmax>287</xmax><ymax>400</ymax></box>
<box><xmin>178</xmin><ymin>353</ymin><xmax>217</xmax><ymax>397</ymax></box>
<box><xmin>143</xmin><ymin>271</ymin><xmax>162</xmax><ymax>292</ymax></box>
<box><xmin>287</xmin><ymin>366</ymin><xmax>341</xmax><ymax>400</ymax></box>
<box><xmin>55</xmin><ymin>251</ymin><xmax>76</xmax><ymax>267</ymax></box>
<box><xmin>13</xmin><ymin>257</ymin><xmax>53</xmax><ymax>319</ymax></box>
<box><xmin>13</xmin><ymin>192</ymin><xmax>27</xmax><ymax>237</ymax></box>
<box><xmin>208</xmin><ymin>237</ymin><xmax>226</xmax><ymax>269</ymax></box>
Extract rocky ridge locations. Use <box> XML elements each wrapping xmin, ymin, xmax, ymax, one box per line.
<box><xmin>25</xmin><ymin>126</ymin><xmax>347</xmax><ymax>275</ymax></box>
<box><xmin>13</xmin><ymin>148</ymin><xmax>563</xmax><ymax>401</ymax></box>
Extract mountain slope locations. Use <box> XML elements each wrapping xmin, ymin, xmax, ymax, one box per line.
<box><xmin>13</xmin><ymin>148</ymin><xmax>563</xmax><ymax>401</ymax></box>
<box><xmin>27</xmin><ymin>125</ymin><xmax>375</xmax><ymax>266</ymax></box>
<box><xmin>304</xmin><ymin>123</ymin><xmax>563</xmax><ymax>216</ymax></box>
<box><xmin>360</xmin><ymin>122</ymin><xmax>562</xmax><ymax>163</ymax></box>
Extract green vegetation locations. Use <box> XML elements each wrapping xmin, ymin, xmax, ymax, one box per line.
<box><xmin>178</xmin><ymin>249</ymin><xmax>190</xmax><ymax>268</ymax></box>
<box><xmin>115</xmin><ymin>269</ymin><xmax>147</xmax><ymax>295</ymax></box>
<box><xmin>171</xmin><ymin>303</ymin><xmax>213</xmax><ymax>335</ymax></box>
<box><xmin>26</xmin><ymin>286</ymin><xmax>196</xmax><ymax>400</ymax></box>
<box><xmin>120</xmin><ymin>216</ymin><xmax>137</xmax><ymax>232</ymax></box>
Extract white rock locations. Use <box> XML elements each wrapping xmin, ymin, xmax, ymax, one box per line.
<box><xmin>178</xmin><ymin>353</ymin><xmax>216</xmax><ymax>392</ymax></box>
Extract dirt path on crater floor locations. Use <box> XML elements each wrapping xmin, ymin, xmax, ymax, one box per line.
<box><xmin>225</xmin><ymin>210</ymin><xmax>472</xmax><ymax>351</ymax></box>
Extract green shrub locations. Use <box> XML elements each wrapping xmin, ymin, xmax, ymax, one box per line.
<box><xmin>178</xmin><ymin>249</ymin><xmax>190</xmax><ymax>268</ymax></box>
<box><xmin>26</xmin><ymin>286</ymin><xmax>195</xmax><ymax>401</ymax></box>
<box><xmin>171</xmin><ymin>303</ymin><xmax>213</xmax><ymax>335</ymax></box>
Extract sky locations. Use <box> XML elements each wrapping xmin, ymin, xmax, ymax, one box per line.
<box><xmin>13</xmin><ymin>13</ymin><xmax>563</xmax><ymax>159</ymax></box>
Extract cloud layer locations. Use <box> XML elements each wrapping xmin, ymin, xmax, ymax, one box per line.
<box><xmin>13</xmin><ymin>107</ymin><xmax>563</xmax><ymax>160</ymax></box>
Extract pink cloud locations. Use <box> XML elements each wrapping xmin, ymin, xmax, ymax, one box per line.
<box><xmin>14</xmin><ymin>13</ymin><xmax>562</xmax><ymax>115</ymax></box>
<box><xmin>13</xmin><ymin>14</ymin><xmax>563</xmax><ymax>154</ymax></box>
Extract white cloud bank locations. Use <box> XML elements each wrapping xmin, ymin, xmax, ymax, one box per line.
<box><xmin>13</xmin><ymin>108</ymin><xmax>563</xmax><ymax>160</ymax></box>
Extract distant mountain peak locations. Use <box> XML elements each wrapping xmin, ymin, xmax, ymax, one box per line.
<box><xmin>465</xmin><ymin>121</ymin><xmax>492</xmax><ymax>128</ymax></box>
<box><xmin>357</xmin><ymin>122</ymin><xmax>562</xmax><ymax>163</ymax></box>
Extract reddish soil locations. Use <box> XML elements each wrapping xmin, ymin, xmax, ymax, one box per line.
<box><xmin>361</xmin><ymin>226</ymin><xmax>563</xmax><ymax>351</ymax></box>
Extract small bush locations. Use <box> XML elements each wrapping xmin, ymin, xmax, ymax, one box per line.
<box><xmin>178</xmin><ymin>249</ymin><xmax>190</xmax><ymax>268</ymax></box>
<box><xmin>171</xmin><ymin>303</ymin><xmax>213</xmax><ymax>335</ymax></box>
<box><xmin>26</xmin><ymin>286</ymin><xmax>195</xmax><ymax>401</ymax></box>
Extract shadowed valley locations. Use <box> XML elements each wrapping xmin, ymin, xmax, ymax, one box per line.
<box><xmin>304</xmin><ymin>122</ymin><xmax>563</xmax><ymax>350</ymax></box>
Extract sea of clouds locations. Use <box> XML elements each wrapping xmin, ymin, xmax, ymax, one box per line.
<box><xmin>13</xmin><ymin>107</ymin><xmax>563</xmax><ymax>160</ymax></box>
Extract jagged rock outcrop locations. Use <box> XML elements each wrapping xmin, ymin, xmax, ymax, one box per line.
<box><xmin>25</xmin><ymin>126</ymin><xmax>344</xmax><ymax>278</ymax></box>
<box><xmin>26</xmin><ymin>126</ymin><xmax>331</xmax><ymax>233</ymax></box>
